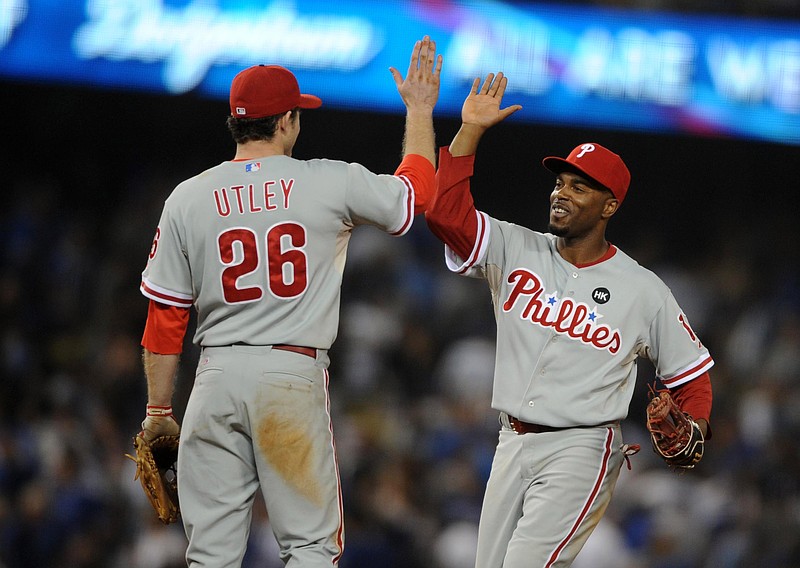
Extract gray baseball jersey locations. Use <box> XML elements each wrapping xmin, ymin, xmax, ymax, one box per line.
<box><xmin>427</xmin><ymin>146</ymin><xmax>714</xmax><ymax>568</ymax></box>
<box><xmin>445</xmin><ymin>215</ymin><xmax>714</xmax><ymax>427</ymax></box>
<box><xmin>140</xmin><ymin>153</ymin><xmax>419</xmax><ymax>566</ymax></box>
<box><xmin>141</xmin><ymin>155</ymin><xmax>416</xmax><ymax>348</ymax></box>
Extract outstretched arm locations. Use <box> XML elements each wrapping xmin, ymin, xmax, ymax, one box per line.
<box><xmin>390</xmin><ymin>35</ymin><xmax>442</xmax><ymax>167</ymax></box>
<box><xmin>389</xmin><ymin>36</ymin><xmax>442</xmax><ymax>213</ymax></box>
<box><xmin>425</xmin><ymin>73</ymin><xmax>521</xmax><ymax>259</ymax></box>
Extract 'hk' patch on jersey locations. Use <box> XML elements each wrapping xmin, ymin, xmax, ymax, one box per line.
<box><xmin>245</xmin><ymin>162</ymin><xmax>261</xmax><ymax>172</ymax></box>
<box><xmin>592</xmin><ymin>287</ymin><xmax>611</xmax><ymax>304</ymax></box>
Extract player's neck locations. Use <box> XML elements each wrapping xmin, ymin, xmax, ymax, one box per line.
<box><xmin>234</xmin><ymin>140</ymin><xmax>290</xmax><ymax>160</ymax></box>
<box><xmin>556</xmin><ymin>236</ymin><xmax>610</xmax><ymax>267</ymax></box>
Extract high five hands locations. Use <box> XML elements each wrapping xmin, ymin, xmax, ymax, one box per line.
<box><xmin>450</xmin><ymin>72</ymin><xmax>523</xmax><ymax>157</ymax></box>
<box><xmin>462</xmin><ymin>72</ymin><xmax>523</xmax><ymax>131</ymax></box>
<box><xmin>390</xmin><ymin>35</ymin><xmax>443</xmax><ymax>114</ymax></box>
<box><xmin>391</xmin><ymin>37</ymin><xmax>522</xmax><ymax>159</ymax></box>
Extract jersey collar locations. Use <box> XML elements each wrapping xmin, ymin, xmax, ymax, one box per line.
<box><xmin>574</xmin><ymin>244</ymin><xmax>617</xmax><ymax>269</ymax></box>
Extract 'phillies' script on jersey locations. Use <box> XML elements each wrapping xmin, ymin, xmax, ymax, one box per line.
<box><xmin>213</xmin><ymin>179</ymin><xmax>294</xmax><ymax>216</ymax></box>
<box><xmin>503</xmin><ymin>268</ymin><xmax>622</xmax><ymax>354</ymax></box>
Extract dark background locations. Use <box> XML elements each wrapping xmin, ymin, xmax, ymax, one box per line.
<box><xmin>7</xmin><ymin>78</ymin><xmax>799</xmax><ymax>259</ymax></box>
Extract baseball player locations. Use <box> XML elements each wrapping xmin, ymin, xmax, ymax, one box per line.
<box><xmin>136</xmin><ymin>37</ymin><xmax>442</xmax><ymax>567</ymax></box>
<box><xmin>425</xmin><ymin>73</ymin><xmax>713</xmax><ymax>567</ymax></box>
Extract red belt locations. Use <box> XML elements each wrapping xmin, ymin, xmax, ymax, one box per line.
<box><xmin>273</xmin><ymin>344</ymin><xmax>317</xmax><ymax>359</ymax></box>
<box><xmin>509</xmin><ymin>416</ymin><xmax>568</xmax><ymax>435</ymax></box>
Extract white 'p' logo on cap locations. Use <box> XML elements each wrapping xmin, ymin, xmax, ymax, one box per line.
<box><xmin>577</xmin><ymin>143</ymin><xmax>595</xmax><ymax>158</ymax></box>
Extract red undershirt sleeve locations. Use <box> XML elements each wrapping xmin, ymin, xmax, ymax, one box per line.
<box><xmin>141</xmin><ymin>300</ymin><xmax>190</xmax><ymax>355</ymax></box>
<box><xmin>424</xmin><ymin>146</ymin><xmax>479</xmax><ymax>260</ymax></box>
<box><xmin>672</xmin><ymin>371</ymin><xmax>713</xmax><ymax>438</ymax></box>
<box><xmin>394</xmin><ymin>153</ymin><xmax>435</xmax><ymax>215</ymax></box>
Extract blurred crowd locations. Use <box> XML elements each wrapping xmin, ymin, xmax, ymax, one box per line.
<box><xmin>1</xmin><ymin>139</ymin><xmax>799</xmax><ymax>568</ymax></box>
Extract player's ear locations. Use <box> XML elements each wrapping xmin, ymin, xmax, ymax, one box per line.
<box><xmin>601</xmin><ymin>197</ymin><xmax>619</xmax><ymax>219</ymax></box>
<box><xmin>278</xmin><ymin>110</ymin><xmax>294</xmax><ymax>131</ymax></box>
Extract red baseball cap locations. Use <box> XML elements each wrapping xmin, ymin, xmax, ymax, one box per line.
<box><xmin>229</xmin><ymin>65</ymin><xmax>322</xmax><ymax>119</ymax></box>
<box><xmin>542</xmin><ymin>143</ymin><xmax>631</xmax><ymax>203</ymax></box>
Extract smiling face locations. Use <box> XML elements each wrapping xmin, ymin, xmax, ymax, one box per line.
<box><xmin>548</xmin><ymin>171</ymin><xmax>619</xmax><ymax>239</ymax></box>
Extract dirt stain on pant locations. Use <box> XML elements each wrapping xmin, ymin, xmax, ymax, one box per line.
<box><xmin>257</xmin><ymin>408</ymin><xmax>322</xmax><ymax>505</ymax></box>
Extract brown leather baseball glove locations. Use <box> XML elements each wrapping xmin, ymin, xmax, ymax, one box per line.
<box><xmin>646</xmin><ymin>387</ymin><xmax>705</xmax><ymax>470</ymax></box>
<box><xmin>126</xmin><ymin>434</ymin><xmax>180</xmax><ymax>524</ymax></box>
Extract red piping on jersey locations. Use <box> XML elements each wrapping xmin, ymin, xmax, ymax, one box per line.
<box><xmin>141</xmin><ymin>280</ymin><xmax>193</xmax><ymax>308</ymax></box>
<box><xmin>397</xmin><ymin>174</ymin><xmax>413</xmax><ymax>196</ymax></box>
<box><xmin>456</xmin><ymin>210</ymin><xmax>488</xmax><ymax>274</ymax></box>
<box><xmin>662</xmin><ymin>355</ymin><xmax>714</xmax><ymax>386</ymax></box>
<box><xmin>545</xmin><ymin>427</ymin><xmax>614</xmax><ymax>567</ymax></box>
<box><xmin>390</xmin><ymin>175</ymin><xmax>414</xmax><ymax>236</ymax></box>
<box><xmin>388</xmin><ymin>177</ymin><xmax>414</xmax><ymax>236</ymax></box>
<box><xmin>573</xmin><ymin>244</ymin><xmax>617</xmax><ymax>268</ymax></box>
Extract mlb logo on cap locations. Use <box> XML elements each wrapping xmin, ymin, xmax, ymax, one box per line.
<box><xmin>542</xmin><ymin>143</ymin><xmax>631</xmax><ymax>203</ymax></box>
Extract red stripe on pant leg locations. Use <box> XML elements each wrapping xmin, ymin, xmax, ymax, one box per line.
<box><xmin>545</xmin><ymin>427</ymin><xmax>614</xmax><ymax>568</ymax></box>
<box><xmin>324</xmin><ymin>369</ymin><xmax>345</xmax><ymax>565</ymax></box>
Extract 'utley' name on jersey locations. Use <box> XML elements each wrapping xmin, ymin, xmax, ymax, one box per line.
<box><xmin>213</xmin><ymin>178</ymin><xmax>295</xmax><ymax>216</ymax></box>
<box><xmin>503</xmin><ymin>268</ymin><xmax>622</xmax><ymax>354</ymax></box>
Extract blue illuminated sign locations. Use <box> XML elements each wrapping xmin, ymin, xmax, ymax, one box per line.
<box><xmin>1</xmin><ymin>0</ymin><xmax>799</xmax><ymax>145</ymax></box>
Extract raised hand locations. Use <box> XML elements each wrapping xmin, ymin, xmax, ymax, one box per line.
<box><xmin>462</xmin><ymin>72</ymin><xmax>522</xmax><ymax>129</ymax></box>
<box><xmin>449</xmin><ymin>72</ymin><xmax>523</xmax><ymax>157</ymax></box>
<box><xmin>390</xmin><ymin>35</ymin><xmax>443</xmax><ymax>114</ymax></box>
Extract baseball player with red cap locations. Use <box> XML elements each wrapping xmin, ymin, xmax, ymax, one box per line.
<box><xmin>425</xmin><ymin>73</ymin><xmax>713</xmax><ymax>567</ymax></box>
<box><xmin>136</xmin><ymin>36</ymin><xmax>442</xmax><ymax>566</ymax></box>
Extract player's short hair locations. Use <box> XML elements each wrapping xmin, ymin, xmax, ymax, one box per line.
<box><xmin>226</xmin><ymin>108</ymin><xmax>300</xmax><ymax>144</ymax></box>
